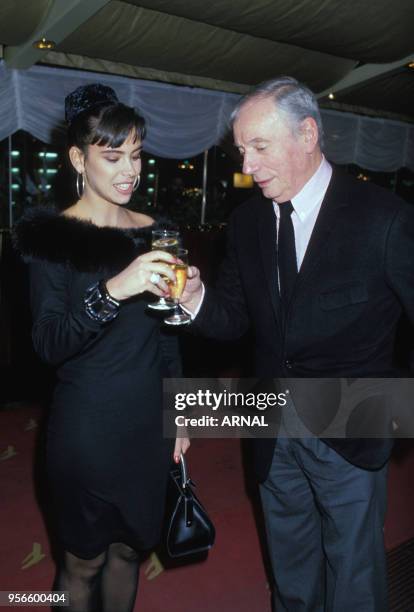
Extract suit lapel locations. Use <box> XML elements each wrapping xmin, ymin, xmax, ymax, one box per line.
<box><xmin>255</xmin><ymin>171</ymin><xmax>350</xmax><ymax>324</ymax></box>
<box><xmin>294</xmin><ymin>170</ymin><xmax>349</xmax><ymax>293</ymax></box>
<box><xmin>257</xmin><ymin>197</ymin><xmax>281</xmax><ymax>326</ymax></box>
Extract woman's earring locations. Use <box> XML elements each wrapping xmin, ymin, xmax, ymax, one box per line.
<box><xmin>133</xmin><ymin>175</ymin><xmax>140</xmax><ymax>191</ymax></box>
<box><xmin>76</xmin><ymin>172</ymin><xmax>85</xmax><ymax>199</ymax></box>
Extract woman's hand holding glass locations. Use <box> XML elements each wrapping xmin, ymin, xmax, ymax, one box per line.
<box><xmin>105</xmin><ymin>250</ymin><xmax>176</xmax><ymax>301</ymax></box>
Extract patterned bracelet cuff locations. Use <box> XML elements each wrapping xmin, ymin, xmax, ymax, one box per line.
<box><xmin>84</xmin><ymin>280</ymin><xmax>120</xmax><ymax>323</ymax></box>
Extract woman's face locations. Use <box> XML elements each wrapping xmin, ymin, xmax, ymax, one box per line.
<box><xmin>72</xmin><ymin>130</ymin><xmax>142</xmax><ymax>206</ymax></box>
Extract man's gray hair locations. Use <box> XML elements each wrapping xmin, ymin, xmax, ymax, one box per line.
<box><xmin>231</xmin><ymin>76</ymin><xmax>324</xmax><ymax>148</ymax></box>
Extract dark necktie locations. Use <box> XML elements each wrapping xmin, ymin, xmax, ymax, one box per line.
<box><xmin>277</xmin><ymin>201</ymin><xmax>297</xmax><ymax>308</ymax></box>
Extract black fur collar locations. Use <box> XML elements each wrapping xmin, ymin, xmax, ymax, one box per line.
<box><xmin>13</xmin><ymin>206</ymin><xmax>171</xmax><ymax>273</ymax></box>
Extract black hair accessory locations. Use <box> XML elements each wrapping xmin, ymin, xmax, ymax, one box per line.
<box><xmin>65</xmin><ymin>83</ymin><xmax>119</xmax><ymax>125</ymax></box>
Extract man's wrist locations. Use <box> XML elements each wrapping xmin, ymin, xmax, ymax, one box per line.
<box><xmin>181</xmin><ymin>284</ymin><xmax>205</xmax><ymax>319</ymax></box>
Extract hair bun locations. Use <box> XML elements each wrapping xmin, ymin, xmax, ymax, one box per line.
<box><xmin>65</xmin><ymin>83</ymin><xmax>119</xmax><ymax>125</ymax></box>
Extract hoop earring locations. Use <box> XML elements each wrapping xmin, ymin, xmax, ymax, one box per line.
<box><xmin>133</xmin><ymin>175</ymin><xmax>140</xmax><ymax>192</ymax></box>
<box><xmin>76</xmin><ymin>172</ymin><xmax>85</xmax><ymax>199</ymax></box>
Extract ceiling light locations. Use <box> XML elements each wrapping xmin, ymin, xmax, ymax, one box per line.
<box><xmin>328</xmin><ymin>93</ymin><xmax>335</xmax><ymax>100</ymax></box>
<box><xmin>408</xmin><ymin>62</ymin><xmax>414</xmax><ymax>69</ymax></box>
<box><xmin>33</xmin><ymin>37</ymin><xmax>56</xmax><ymax>50</ymax></box>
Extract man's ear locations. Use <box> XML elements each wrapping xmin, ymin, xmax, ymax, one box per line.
<box><xmin>69</xmin><ymin>146</ymin><xmax>85</xmax><ymax>174</ymax></box>
<box><xmin>300</xmin><ymin>117</ymin><xmax>319</xmax><ymax>152</ymax></box>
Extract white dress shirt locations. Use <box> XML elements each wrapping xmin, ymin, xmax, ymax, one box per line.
<box><xmin>273</xmin><ymin>156</ymin><xmax>332</xmax><ymax>270</ymax></box>
<box><xmin>190</xmin><ymin>156</ymin><xmax>332</xmax><ymax>317</ymax></box>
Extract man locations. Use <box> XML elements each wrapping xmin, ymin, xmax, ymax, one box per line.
<box><xmin>181</xmin><ymin>76</ymin><xmax>414</xmax><ymax>611</ymax></box>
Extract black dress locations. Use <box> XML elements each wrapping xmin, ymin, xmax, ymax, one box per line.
<box><xmin>14</xmin><ymin>208</ymin><xmax>180</xmax><ymax>559</ymax></box>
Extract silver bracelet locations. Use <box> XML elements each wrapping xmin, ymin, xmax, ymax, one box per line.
<box><xmin>84</xmin><ymin>280</ymin><xmax>120</xmax><ymax>323</ymax></box>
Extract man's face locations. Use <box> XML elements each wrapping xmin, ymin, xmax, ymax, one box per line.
<box><xmin>233</xmin><ymin>96</ymin><xmax>316</xmax><ymax>202</ymax></box>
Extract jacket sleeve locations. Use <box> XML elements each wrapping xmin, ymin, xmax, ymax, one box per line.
<box><xmin>384</xmin><ymin>202</ymin><xmax>414</xmax><ymax>325</ymax></box>
<box><xmin>159</xmin><ymin>327</ymin><xmax>183</xmax><ymax>378</ymax></box>
<box><xmin>29</xmin><ymin>260</ymin><xmax>102</xmax><ymax>366</ymax></box>
<box><xmin>192</xmin><ymin>213</ymin><xmax>250</xmax><ymax>340</ymax></box>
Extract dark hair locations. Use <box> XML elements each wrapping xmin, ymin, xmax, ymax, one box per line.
<box><xmin>67</xmin><ymin>102</ymin><xmax>146</xmax><ymax>152</ymax></box>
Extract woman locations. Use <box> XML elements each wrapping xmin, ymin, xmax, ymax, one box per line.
<box><xmin>14</xmin><ymin>83</ymin><xmax>189</xmax><ymax>612</ymax></box>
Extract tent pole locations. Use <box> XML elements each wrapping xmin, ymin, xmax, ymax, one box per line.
<box><xmin>153</xmin><ymin>169</ymin><xmax>159</xmax><ymax>208</ymax></box>
<box><xmin>200</xmin><ymin>149</ymin><xmax>208</xmax><ymax>225</ymax></box>
<box><xmin>8</xmin><ymin>136</ymin><xmax>13</xmax><ymax>228</ymax></box>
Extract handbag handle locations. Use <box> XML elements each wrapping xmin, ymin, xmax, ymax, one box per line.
<box><xmin>179</xmin><ymin>453</ymin><xmax>195</xmax><ymax>526</ymax></box>
<box><xmin>179</xmin><ymin>452</ymin><xmax>190</xmax><ymax>488</ymax></box>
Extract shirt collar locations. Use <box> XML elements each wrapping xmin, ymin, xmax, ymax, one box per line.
<box><xmin>274</xmin><ymin>156</ymin><xmax>332</xmax><ymax>221</ymax></box>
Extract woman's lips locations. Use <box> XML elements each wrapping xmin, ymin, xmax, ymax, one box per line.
<box><xmin>114</xmin><ymin>182</ymin><xmax>133</xmax><ymax>195</ymax></box>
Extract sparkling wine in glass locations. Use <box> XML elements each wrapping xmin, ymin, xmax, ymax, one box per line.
<box><xmin>148</xmin><ymin>229</ymin><xmax>179</xmax><ymax>311</ymax></box>
<box><xmin>164</xmin><ymin>248</ymin><xmax>191</xmax><ymax>326</ymax></box>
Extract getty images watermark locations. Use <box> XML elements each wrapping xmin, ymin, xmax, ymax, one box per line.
<box><xmin>174</xmin><ymin>387</ymin><xmax>287</xmax><ymax>428</ymax></box>
<box><xmin>163</xmin><ymin>378</ymin><xmax>414</xmax><ymax>439</ymax></box>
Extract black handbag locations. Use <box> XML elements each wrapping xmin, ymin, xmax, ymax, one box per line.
<box><xmin>165</xmin><ymin>453</ymin><xmax>215</xmax><ymax>558</ymax></box>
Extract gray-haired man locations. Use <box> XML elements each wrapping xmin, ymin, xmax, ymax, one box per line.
<box><xmin>182</xmin><ymin>76</ymin><xmax>413</xmax><ymax>611</ymax></box>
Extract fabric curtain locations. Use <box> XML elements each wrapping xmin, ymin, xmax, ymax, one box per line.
<box><xmin>0</xmin><ymin>61</ymin><xmax>413</xmax><ymax>170</ymax></box>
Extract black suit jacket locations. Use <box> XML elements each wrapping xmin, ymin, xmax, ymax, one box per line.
<box><xmin>194</xmin><ymin>169</ymin><xmax>414</xmax><ymax>481</ymax></box>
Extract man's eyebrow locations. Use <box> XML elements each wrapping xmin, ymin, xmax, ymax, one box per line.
<box><xmin>249</xmin><ymin>137</ymin><xmax>270</xmax><ymax>144</ymax></box>
<box><xmin>235</xmin><ymin>137</ymin><xmax>269</xmax><ymax>147</ymax></box>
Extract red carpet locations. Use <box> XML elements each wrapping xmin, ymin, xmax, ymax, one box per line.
<box><xmin>1</xmin><ymin>403</ymin><xmax>413</xmax><ymax>611</ymax></box>
<box><xmin>0</xmin><ymin>404</ymin><xmax>270</xmax><ymax>611</ymax></box>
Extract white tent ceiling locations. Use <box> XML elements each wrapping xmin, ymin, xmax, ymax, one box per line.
<box><xmin>0</xmin><ymin>0</ymin><xmax>413</xmax><ymax>120</ymax></box>
<box><xmin>0</xmin><ymin>1</ymin><xmax>413</xmax><ymax>170</ymax></box>
<box><xmin>1</xmin><ymin>61</ymin><xmax>413</xmax><ymax>171</ymax></box>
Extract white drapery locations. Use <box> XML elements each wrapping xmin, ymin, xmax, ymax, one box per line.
<box><xmin>0</xmin><ymin>61</ymin><xmax>413</xmax><ymax>171</ymax></box>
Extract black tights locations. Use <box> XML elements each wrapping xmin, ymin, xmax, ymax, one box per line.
<box><xmin>55</xmin><ymin>543</ymin><xmax>140</xmax><ymax>612</ymax></box>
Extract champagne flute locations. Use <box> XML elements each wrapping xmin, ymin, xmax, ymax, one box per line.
<box><xmin>148</xmin><ymin>229</ymin><xmax>180</xmax><ymax>310</ymax></box>
<box><xmin>164</xmin><ymin>248</ymin><xmax>192</xmax><ymax>326</ymax></box>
